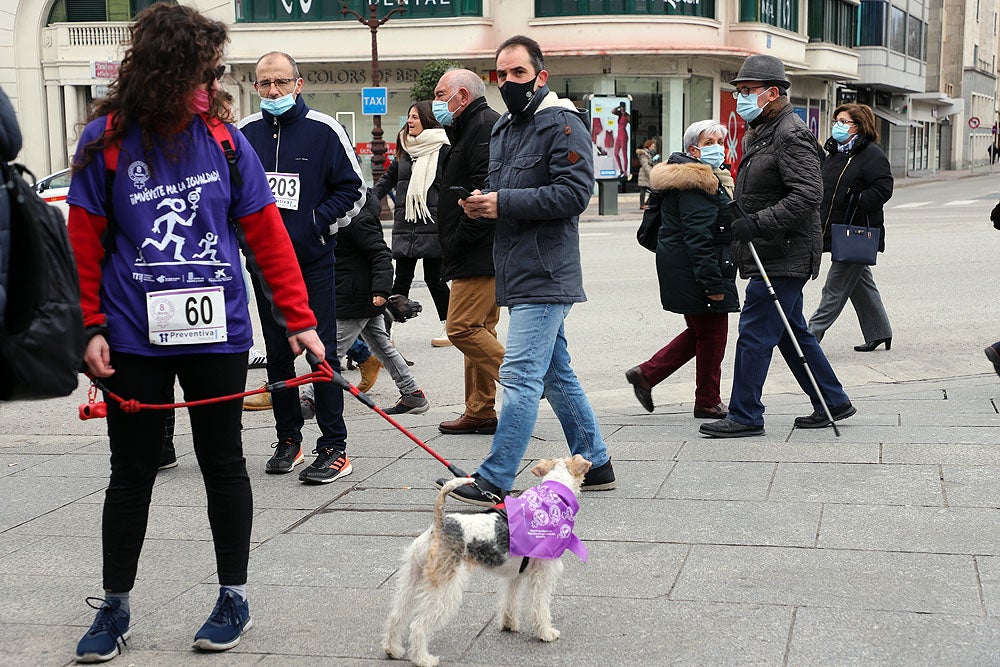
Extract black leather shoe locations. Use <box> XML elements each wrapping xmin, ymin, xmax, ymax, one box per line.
<box><xmin>854</xmin><ymin>337</ymin><xmax>891</xmax><ymax>352</ymax></box>
<box><xmin>699</xmin><ymin>418</ymin><xmax>764</xmax><ymax>438</ymax></box>
<box><xmin>694</xmin><ymin>403</ymin><xmax>728</xmax><ymax>419</ymax></box>
<box><xmin>986</xmin><ymin>346</ymin><xmax>1000</xmax><ymax>378</ymax></box>
<box><xmin>794</xmin><ymin>402</ymin><xmax>857</xmax><ymax>429</ymax></box>
<box><xmin>434</xmin><ymin>474</ymin><xmax>506</xmax><ymax>507</ymax></box>
<box><xmin>625</xmin><ymin>366</ymin><xmax>654</xmax><ymax>413</ymax></box>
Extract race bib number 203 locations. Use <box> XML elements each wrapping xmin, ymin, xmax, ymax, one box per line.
<box><xmin>266</xmin><ymin>172</ymin><xmax>300</xmax><ymax>210</ymax></box>
<box><xmin>147</xmin><ymin>287</ymin><xmax>228</xmax><ymax>345</ymax></box>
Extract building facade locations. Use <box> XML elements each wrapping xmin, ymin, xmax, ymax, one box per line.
<box><xmin>6</xmin><ymin>0</ymin><xmax>867</xmax><ymax>181</ymax></box>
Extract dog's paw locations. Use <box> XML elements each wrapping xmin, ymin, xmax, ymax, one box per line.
<box><xmin>412</xmin><ymin>653</ymin><xmax>439</xmax><ymax>667</ymax></box>
<box><xmin>501</xmin><ymin>616</ymin><xmax>520</xmax><ymax>632</ymax></box>
<box><xmin>537</xmin><ymin>626</ymin><xmax>560</xmax><ymax>642</ymax></box>
<box><xmin>382</xmin><ymin>640</ymin><xmax>405</xmax><ymax>660</ymax></box>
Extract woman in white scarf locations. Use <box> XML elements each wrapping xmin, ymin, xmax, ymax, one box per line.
<box><xmin>372</xmin><ymin>101</ymin><xmax>452</xmax><ymax>346</ymax></box>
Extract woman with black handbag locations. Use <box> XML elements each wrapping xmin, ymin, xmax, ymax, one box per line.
<box><xmin>625</xmin><ymin>119</ymin><xmax>739</xmax><ymax>416</ymax></box>
<box><xmin>808</xmin><ymin>103</ymin><xmax>894</xmax><ymax>351</ymax></box>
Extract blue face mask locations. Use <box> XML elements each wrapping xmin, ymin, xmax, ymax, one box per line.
<box><xmin>736</xmin><ymin>93</ymin><xmax>763</xmax><ymax>123</ymax></box>
<box><xmin>260</xmin><ymin>93</ymin><xmax>295</xmax><ymax>117</ymax></box>
<box><xmin>432</xmin><ymin>92</ymin><xmax>459</xmax><ymax>126</ymax></box>
<box><xmin>832</xmin><ymin>122</ymin><xmax>852</xmax><ymax>143</ymax></box>
<box><xmin>697</xmin><ymin>144</ymin><xmax>725</xmax><ymax>169</ymax></box>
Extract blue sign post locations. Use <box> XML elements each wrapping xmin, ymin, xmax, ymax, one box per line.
<box><xmin>362</xmin><ymin>87</ymin><xmax>388</xmax><ymax>116</ymax></box>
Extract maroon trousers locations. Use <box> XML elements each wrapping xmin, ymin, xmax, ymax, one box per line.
<box><xmin>638</xmin><ymin>313</ymin><xmax>729</xmax><ymax>409</ymax></box>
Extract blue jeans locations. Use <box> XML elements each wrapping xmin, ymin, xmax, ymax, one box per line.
<box><xmin>251</xmin><ymin>261</ymin><xmax>347</xmax><ymax>453</ymax></box>
<box><xmin>477</xmin><ymin>303</ymin><xmax>610</xmax><ymax>492</ymax></box>
<box><xmin>729</xmin><ymin>277</ymin><xmax>850</xmax><ymax>426</ymax></box>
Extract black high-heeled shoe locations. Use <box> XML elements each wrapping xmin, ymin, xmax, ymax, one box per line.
<box><xmin>854</xmin><ymin>337</ymin><xmax>891</xmax><ymax>352</ymax></box>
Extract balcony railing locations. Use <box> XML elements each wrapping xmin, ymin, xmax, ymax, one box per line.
<box><xmin>67</xmin><ymin>24</ymin><xmax>130</xmax><ymax>47</ymax></box>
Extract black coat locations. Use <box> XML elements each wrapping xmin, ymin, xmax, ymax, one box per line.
<box><xmin>732</xmin><ymin>101</ymin><xmax>824</xmax><ymax>280</ymax></box>
<box><xmin>334</xmin><ymin>191</ymin><xmax>394</xmax><ymax>319</ymax></box>
<box><xmin>438</xmin><ymin>97</ymin><xmax>501</xmax><ymax>280</ymax></box>
<box><xmin>372</xmin><ymin>148</ymin><xmax>448</xmax><ymax>259</ymax></box>
<box><xmin>651</xmin><ymin>154</ymin><xmax>740</xmax><ymax>315</ymax></box>
<box><xmin>0</xmin><ymin>87</ymin><xmax>21</xmax><ymax>328</ymax></box>
<box><xmin>820</xmin><ymin>135</ymin><xmax>893</xmax><ymax>253</ymax></box>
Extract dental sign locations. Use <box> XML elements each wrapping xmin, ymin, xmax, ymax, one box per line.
<box><xmin>277</xmin><ymin>0</ymin><xmax>448</xmax><ymax>15</ymax></box>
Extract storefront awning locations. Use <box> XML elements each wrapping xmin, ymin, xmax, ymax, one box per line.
<box><xmin>873</xmin><ymin>107</ymin><xmax>921</xmax><ymax>127</ymax></box>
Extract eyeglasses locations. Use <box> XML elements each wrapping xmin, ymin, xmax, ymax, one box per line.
<box><xmin>254</xmin><ymin>78</ymin><xmax>297</xmax><ymax>91</ymax></box>
<box><xmin>731</xmin><ymin>85</ymin><xmax>769</xmax><ymax>99</ymax></box>
<box><xmin>834</xmin><ymin>119</ymin><xmax>856</xmax><ymax>126</ymax></box>
<box><xmin>205</xmin><ymin>65</ymin><xmax>225</xmax><ymax>83</ymax></box>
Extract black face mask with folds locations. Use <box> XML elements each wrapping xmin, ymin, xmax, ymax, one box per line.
<box><xmin>500</xmin><ymin>76</ymin><xmax>538</xmax><ymax>115</ymax></box>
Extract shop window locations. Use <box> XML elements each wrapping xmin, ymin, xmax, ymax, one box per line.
<box><xmin>889</xmin><ymin>5</ymin><xmax>906</xmax><ymax>53</ymax></box>
<box><xmin>536</xmin><ymin>0</ymin><xmax>716</xmax><ymax>18</ymax></box>
<box><xmin>857</xmin><ymin>0</ymin><xmax>886</xmax><ymax>46</ymax></box>
<box><xmin>237</xmin><ymin>0</ymin><xmax>482</xmax><ymax>23</ymax></box>
<box><xmin>740</xmin><ymin>0</ymin><xmax>798</xmax><ymax>32</ymax></box>
<box><xmin>807</xmin><ymin>0</ymin><xmax>857</xmax><ymax>47</ymax></box>
<box><xmin>47</xmin><ymin>0</ymin><xmax>166</xmax><ymax>23</ymax></box>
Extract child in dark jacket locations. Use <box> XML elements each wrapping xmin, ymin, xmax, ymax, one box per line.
<box><xmin>305</xmin><ymin>191</ymin><xmax>428</xmax><ymax>414</ymax></box>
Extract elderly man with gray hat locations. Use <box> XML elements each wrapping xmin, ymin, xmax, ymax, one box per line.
<box><xmin>700</xmin><ymin>54</ymin><xmax>855</xmax><ymax>438</ymax></box>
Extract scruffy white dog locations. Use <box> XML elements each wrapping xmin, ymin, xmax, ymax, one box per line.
<box><xmin>382</xmin><ymin>454</ymin><xmax>592</xmax><ymax>667</ymax></box>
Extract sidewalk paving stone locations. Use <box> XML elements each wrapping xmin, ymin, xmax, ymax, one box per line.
<box><xmin>768</xmin><ymin>462</ymin><xmax>944</xmax><ymax>506</ymax></box>
<box><xmin>671</xmin><ymin>545</ymin><xmax>981</xmax><ymax>615</ymax></box>
<box><xmin>818</xmin><ymin>504</ymin><xmax>1000</xmax><ymax>554</ymax></box>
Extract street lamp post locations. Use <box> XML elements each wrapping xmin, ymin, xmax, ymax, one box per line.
<box><xmin>341</xmin><ymin>1</ymin><xmax>407</xmax><ymax>187</ymax></box>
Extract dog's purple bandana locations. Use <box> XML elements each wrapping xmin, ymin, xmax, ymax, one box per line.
<box><xmin>505</xmin><ymin>480</ymin><xmax>587</xmax><ymax>563</ymax></box>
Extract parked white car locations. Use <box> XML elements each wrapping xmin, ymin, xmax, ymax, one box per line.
<box><xmin>34</xmin><ymin>167</ymin><xmax>71</xmax><ymax>220</ymax></box>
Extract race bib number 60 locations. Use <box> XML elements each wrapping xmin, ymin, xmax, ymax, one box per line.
<box><xmin>147</xmin><ymin>286</ymin><xmax>228</xmax><ymax>345</ymax></box>
<box><xmin>266</xmin><ymin>172</ymin><xmax>300</xmax><ymax>210</ymax></box>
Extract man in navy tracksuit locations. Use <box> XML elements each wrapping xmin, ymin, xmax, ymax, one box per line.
<box><xmin>239</xmin><ymin>51</ymin><xmax>365</xmax><ymax>484</ymax></box>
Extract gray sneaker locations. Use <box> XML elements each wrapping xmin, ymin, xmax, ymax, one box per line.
<box><xmin>383</xmin><ymin>390</ymin><xmax>429</xmax><ymax>415</ymax></box>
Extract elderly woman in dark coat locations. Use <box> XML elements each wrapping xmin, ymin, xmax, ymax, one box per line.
<box><xmin>625</xmin><ymin>119</ymin><xmax>740</xmax><ymax>416</ymax></box>
<box><xmin>807</xmin><ymin>103</ymin><xmax>894</xmax><ymax>351</ymax></box>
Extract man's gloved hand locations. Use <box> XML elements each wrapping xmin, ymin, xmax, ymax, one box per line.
<box><xmin>991</xmin><ymin>201</ymin><xmax>1000</xmax><ymax>229</ymax></box>
<box><xmin>732</xmin><ymin>212</ymin><xmax>761</xmax><ymax>243</ymax></box>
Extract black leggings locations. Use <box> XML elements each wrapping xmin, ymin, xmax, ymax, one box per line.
<box><xmin>392</xmin><ymin>256</ymin><xmax>450</xmax><ymax>321</ymax></box>
<box><xmin>102</xmin><ymin>351</ymin><xmax>251</xmax><ymax>592</ymax></box>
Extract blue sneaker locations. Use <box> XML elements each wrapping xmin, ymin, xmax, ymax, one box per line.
<box><xmin>192</xmin><ymin>588</ymin><xmax>252</xmax><ymax>651</ymax></box>
<box><xmin>75</xmin><ymin>597</ymin><xmax>130</xmax><ymax>663</ymax></box>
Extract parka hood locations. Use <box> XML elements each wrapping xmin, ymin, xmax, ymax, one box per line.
<box><xmin>649</xmin><ymin>159</ymin><xmax>719</xmax><ymax>194</ymax></box>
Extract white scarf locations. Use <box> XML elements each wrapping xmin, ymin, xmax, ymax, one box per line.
<box><xmin>400</xmin><ymin>128</ymin><xmax>450</xmax><ymax>223</ymax></box>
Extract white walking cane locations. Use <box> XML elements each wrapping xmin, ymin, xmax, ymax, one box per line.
<box><xmin>729</xmin><ymin>201</ymin><xmax>841</xmax><ymax>437</ymax></box>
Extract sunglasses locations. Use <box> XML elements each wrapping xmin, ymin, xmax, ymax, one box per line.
<box><xmin>205</xmin><ymin>64</ymin><xmax>226</xmax><ymax>83</ymax></box>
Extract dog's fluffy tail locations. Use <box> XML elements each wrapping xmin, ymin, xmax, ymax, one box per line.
<box><xmin>435</xmin><ymin>477</ymin><xmax>475</xmax><ymax>532</ymax></box>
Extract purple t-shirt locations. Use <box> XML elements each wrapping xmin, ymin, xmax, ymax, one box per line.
<box><xmin>68</xmin><ymin>116</ymin><xmax>274</xmax><ymax>356</ymax></box>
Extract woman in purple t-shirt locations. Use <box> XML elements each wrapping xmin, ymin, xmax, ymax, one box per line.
<box><xmin>66</xmin><ymin>5</ymin><xmax>323</xmax><ymax>662</ymax></box>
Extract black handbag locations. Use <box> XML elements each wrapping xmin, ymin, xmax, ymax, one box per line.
<box><xmin>636</xmin><ymin>190</ymin><xmax>662</xmax><ymax>251</ymax></box>
<box><xmin>830</xmin><ymin>193</ymin><xmax>880</xmax><ymax>265</ymax></box>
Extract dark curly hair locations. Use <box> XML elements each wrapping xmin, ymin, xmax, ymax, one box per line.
<box><xmin>75</xmin><ymin>3</ymin><xmax>229</xmax><ymax>171</ymax></box>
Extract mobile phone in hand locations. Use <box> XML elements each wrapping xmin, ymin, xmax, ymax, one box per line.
<box><xmin>448</xmin><ymin>186</ymin><xmax>472</xmax><ymax>199</ymax></box>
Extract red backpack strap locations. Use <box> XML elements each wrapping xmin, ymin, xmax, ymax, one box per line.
<box><xmin>102</xmin><ymin>113</ymin><xmax>120</xmax><ymax>173</ymax></box>
<box><xmin>200</xmin><ymin>114</ymin><xmax>243</xmax><ymax>187</ymax></box>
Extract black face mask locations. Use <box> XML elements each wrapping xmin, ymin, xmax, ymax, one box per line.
<box><xmin>500</xmin><ymin>76</ymin><xmax>538</xmax><ymax>115</ymax></box>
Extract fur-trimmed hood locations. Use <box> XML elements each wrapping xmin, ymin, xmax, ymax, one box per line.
<box><xmin>650</xmin><ymin>159</ymin><xmax>734</xmax><ymax>198</ymax></box>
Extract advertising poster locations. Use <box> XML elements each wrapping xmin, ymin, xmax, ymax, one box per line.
<box><xmin>589</xmin><ymin>96</ymin><xmax>631</xmax><ymax>180</ymax></box>
<box><xmin>808</xmin><ymin>108</ymin><xmax>820</xmax><ymax>139</ymax></box>
<box><xmin>720</xmin><ymin>91</ymin><xmax>747</xmax><ymax>176</ymax></box>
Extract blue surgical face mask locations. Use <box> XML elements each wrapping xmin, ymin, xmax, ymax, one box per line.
<box><xmin>432</xmin><ymin>92</ymin><xmax>459</xmax><ymax>126</ymax></box>
<box><xmin>697</xmin><ymin>144</ymin><xmax>725</xmax><ymax>169</ymax></box>
<box><xmin>260</xmin><ymin>92</ymin><xmax>295</xmax><ymax>116</ymax></box>
<box><xmin>832</xmin><ymin>121</ymin><xmax>852</xmax><ymax>143</ymax></box>
<box><xmin>736</xmin><ymin>93</ymin><xmax>763</xmax><ymax>123</ymax></box>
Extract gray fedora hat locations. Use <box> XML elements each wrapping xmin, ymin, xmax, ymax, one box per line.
<box><xmin>729</xmin><ymin>54</ymin><xmax>791</xmax><ymax>89</ymax></box>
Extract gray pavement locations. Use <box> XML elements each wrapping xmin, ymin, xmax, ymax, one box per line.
<box><xmin>3</xmin><ymin>171</ymin><xmax>1000</xmax><ymax>665</ymax></box>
